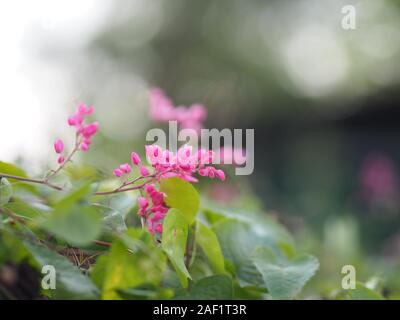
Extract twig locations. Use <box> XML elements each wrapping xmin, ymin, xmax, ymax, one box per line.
<box><xmin>46</xmin><ymin>133</ymin><xmax>81</xmax><ymax>179</ymax></box>
<box><xmin>0</xmin><ymin>173</ymin><xmax>63</xmax><ymax>191</ymax></box>
<box><xmin>93</xmin><ymin>240</ymin><xmax>112</xmax><ymax>247</ymax></box>
<box><xmin>1</xmin><ymin>168</ymin><xmax>172</xmax><ymax>197</ymax></box>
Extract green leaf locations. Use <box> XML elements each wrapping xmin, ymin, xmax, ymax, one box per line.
<box><xmin>162</xmin><ymin>209</ymin><xmax>191</xmax><ymax>288</ymax></box>
<box><xmin>188</xmin><ymin>275</ymin><xmax>233</xmax><ymax>299</ymax></box>
<box><xmin>40</xmin><ymin>206</ymin><xmax>102</xmax><ymax>247</ymax></box>
<box><xmin>213</xmin><ymin>219</ymin><xmax>279</xmax><ymax>287</ymax></box>
<box><xmin>4</xmin><ymin>200</ymin><xmax>43</xmax><ymax>220</ymax></box>
<box><xmin>0</xmin><ymin>178</ymin><xmax>13</xmax><ymax>206</ymax></box>
<box><xmin>38</xmin><ymin>182</ymin><xmax>102</xmax><ymax>246</ymax></box>
<box><xmin>116</xmin><ymin>286</ymin><xmax>174</xmax><ymax>300</ymax></box>
<box><xmin>349</xmin><ymin>282</ymin><xmax>384</xmax><ymax>300</ymax></box>
<box><xmin>160</xmin><ymin>177</ymin><xmax>200</xmax><ymax>224</ymax></box>
<box><xmin>251</xmin><ymin>246</ymin><xmax>319</xmax><ymax>299</ymax></box>
<box><xmin>92</xmin><ymin>184</ymin><xmax>138</xmax><ymax>219</ymax></box>
<box><xmin>53</xmin><ymin>182</ymin><xmax>94</xmax><ymax>211</ymax></box>
<box><xmin>92</xmin><ymin>228</ymin><xmax>166</xmax><ymax>299</ymax></box>
<box><xmin>196</xmin><ymin>222</ymin><xmax>225</xmax><ymax>274</ymax></box>
<box><xmin>0</xmin><ymin>161</ymin><xmax>37</xmax><ymax>194</ymax></box>
<box><xmin>93</xmin><ymin>204</ymin><xmax>127</xmax><ymax>234</ymax></box>
<box><xmin>23</xmin><ymin>240</ymin><xmax>99</xmax><ymax>299</ymax></box>
<box><xmin>204</xmin><ymin>207</ymin><xmax>294</xmax><ymax>248</ymax></box>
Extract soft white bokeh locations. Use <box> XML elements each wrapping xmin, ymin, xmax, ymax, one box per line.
<box><xmin>0</xmin><ymin>0</ymin><xmax>110</xmax><ymax>165</ymax></box>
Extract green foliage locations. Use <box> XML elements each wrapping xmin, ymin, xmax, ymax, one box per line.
<box><xmin>3</xmin><ymin>201</ymin><xmax>42</xmax><ymax>220</ymax></box>
<box><xmin>24</xmin><ymin>240</ymin><xmax>100</xmax><ymax>299</ymax></box>
<box><xmin>92</xmin><ymin>229</ymin><xmax>166</xmax><ymax>299</ymax></box>
<box><xmin>252</xmin><ymin>247</ymin><xmax>319</xmax><ymax>299</ymax></box>
<box><xmin>348</xmin><ymin>282</ymin><xmax>384</xmax><ymax>300</ymax></box>
<box><xmin>196</xmin><ymin>222</ymin><xmax>225</xmax><ymax>274</ymax></box>
<box><xmin>40</xmin><ymin>206</ymin><xmax>102</xmax><ymax>247</ymax></box>
<box><xmin>0</xmin><ymin>161</ymin><xmax>37</xmax><ymax>194</ymax></box>
<box><xmin>178</xmin><ymin>275</ymin><xmax>233</xmax><ymax>300</ymax></box>
<box><xmin>160</xmin><ymin>177</ymin><xmax>200</xmax><ymax>224</ymax></box>
<box><xmin>162</xmin><ymin>209</ymin><xmax>191</xmax><ymax>288</ymax></box>
<box><xmin>0</xmin><ymin>161</ymin><xmax>327</xmax><ymax>300</ymax></box>
<box><xmin>0</xmin><ymin>178</ymin><xmax>13</xmax><ymax>206</ymax></box>
<box><xmin>38</xmin><ymin>182</ymin><xmax>102</xmax><ymax>246</ymax></box>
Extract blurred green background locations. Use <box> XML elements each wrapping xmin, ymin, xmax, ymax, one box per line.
<box><xmin>1</xmin><ymin>0</ymin><xmax>400</xmax><ymax>297</ymax></box>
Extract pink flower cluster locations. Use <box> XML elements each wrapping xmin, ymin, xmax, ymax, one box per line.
<box><xmin>53</xmin><ymin>103</ymin><xmax>98</xmax><ymax>164</ymax></box>
<box><xmin>142</xmin><ymin>144</ymin><xmax>225</xmax><ymax>235</ymax></box>
<box><xmin>144</xmin><ymin>144</ymin><xmax>225</xmax><ymax>183</ymax></box>
<box><xmin>112</xmin><ymin>144</ymin><xmax>225</xmax><ymax>236</ymax></box>
<box><xmin>68</xmin><ymin>103</ymin><xmax>98</xmax><ymax>152</ymax></box>
<box><xmin>149</xmin><ymin>88</ymin><xmax>207</xmax><ymax>132</ymax></box>
<box><xmin>113</xmin><ymin>152</ymin><xmax>150</xmax><ymax>178</ymax></box>
<box><xmin>138</xmin><ymin>185</ymin><xmax>168</xmax><ymax>235</ymax></box>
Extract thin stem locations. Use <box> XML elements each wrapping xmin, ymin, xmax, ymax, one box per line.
<box><xmin>0</xmin><ymin>207</ymin><xmax>26</xmax><ymax>224</ymax></box>
<box><xmin>0</xmin><ymin>207</ymin><xmax>113</xmax><ymax>249</ymax></box>
<box><xmin>0</xmin><ymin>168</ymin><xmax>173</xmax><ymax>196</ymax></box>
<box><xmin>0</xmin><ymin>173</ymin><xmax>63</xmax><ymax>191</ymax></box>
<box><xmin>93</xmin><ymin>240</ymin><xmax>112</xmax><ymax>248</ymax></box>
<box><xmin>94</xmin><ymin>182</ymin><xmax>149</xmax><ymax>195</ymax></box>
<box><xmin>47</xmin><ymin>133</ymin><xmax>81</xmax><ymax>179</ymax></box>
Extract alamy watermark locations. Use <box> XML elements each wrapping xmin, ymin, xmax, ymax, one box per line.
<box><xmin>145</xmin><ymin>121</ymin><xmax>254</xmax><ymax>176</ymax></box>
<box><xmin>341</xmin><ymin>5</ymin><xmax>356</xmax><ymax>30</ymax></box>
<box><xmin>341</xmin><ymin>264</ymin><xmax>356</xmax><ymax>290</ymax></box>
<box><xmin>41</xmin><ymin>265</ymin><xmax>56</xmax><ymax>290</ymax></box>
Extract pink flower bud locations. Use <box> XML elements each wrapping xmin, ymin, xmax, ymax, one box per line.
<box><xmin>113</xmin><ymin>168</ymin><xmax>123</xmax><ymax>177</ymax></box>
<box><xmin>82</xmin><ymin>122</ymin><xmax>98</xmax><ymax>138</ymax></box>
<box><xmin>119</xmin><ymin>163</ymin><xmax>132</xmax><ymax>174</ymax></box>
<box><xmin>54</xmin><ymin>139</ymin><xmax>64</xmax><ymax>154</ymax></box>
<box><xmin>145</xmin><ymin>184</ymin><xmax>156</xmax><ymax>195</ymax></box>
<box><xmin>67</xmin><ymin>117</ymin><xmax>76</xmax><ymax>126</ymax></box>
<box><xmin>80</xmin><ymin>142</ymin><xmax>89</xmax><ymax>152</ymax></box>
<box><xmin>131</xmin><ymin>151</ymin><xmax>141</xmax><ymax>165</ymax></box>
<box><xmin>207</xmin><ymin>166</ymin><xmax>215</xmax><ymax>178</ymax></box>
<box><xmin>151</xmin><ymin>191</ymin><xmax>164</xmax><ymax>206</ymax></box>
<box><xmin>57</xmin><ymin>156</ymin><xmax>65</xmax><ymax>164</ymax></box>
<box><xmin>138</xmin><ymin>196</ymin><xmax>149</xmax><ymax>209</ymax></box>
<box><xmin>151</xmin><ymin>211</ymin><xmax>165</xmax><ymax>221</ymax></box>
<box><xmin>154</xmin><ymin>224</ymin><xmax>163</xmax><ymax>234</ymax></box>
<box><xmin>215</xmin><ymin>169</ymin><xmax>225</xmax><ymax>181</ymax></box>
<box><xmin>78</xmin><ymin>103</ymin><xmax>87</xmax><ymax>115</ymax></box>
<box><xmin>198</xmin><ymin>168</ymin><xmax>208</xmax><ymax>176</ymax></box>
<box><xmin>140</xmin><ymin>166</ymin><xmax>150</xmax><ymax>177</ymax></box>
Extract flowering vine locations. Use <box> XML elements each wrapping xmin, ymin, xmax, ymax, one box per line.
<box><xmin>0</xmin><ymin>90</ymin><xmax>226</xmax><ymax>237</ymax></box>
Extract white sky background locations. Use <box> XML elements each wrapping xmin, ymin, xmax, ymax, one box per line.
<box><xmin>0</xmin><ymin>0</ymin><xmax>109</xmax><ymax>168</ymax></box>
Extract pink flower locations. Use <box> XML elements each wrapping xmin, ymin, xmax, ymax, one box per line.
<box><xmin>68</xmin><ymin>114</ymin><xmax>84</xmax><ymax>127</ymax></box>
<box><xmin>57</xmin><ymin>156</ymin><xmax>65</xmax><ymax>164</ymax></box>
<box><xmin>149</xmin><ymin>88</ymin><xmax>175</xmax><ymax>122</ymax></box>
<box><xmin>82</xmin><ymin>122</ymin><xmax>98</xmax><ymax>139</ymax></box>
<box><xmin>54</xmin><ymin>139</ymin><xmax>64</xmax><ymax>154</ymax></box>
<box><xmin>131</xmin><ymin>151</ymin><xmax>141</xmax><ymax>165</ymax></box>
<box><xmin>215</xmin><ymin>169</ymin><xmax>225</xmax><ymax>181</ymax></box>
<box><xmin>138</xmin><ymin>196</ymin><xmax>149</xmax><ymax>209</ymax></box>
<box><xmin>113</xmin><ymin>168</ymin><xmax>123</xmax><ymax>177</ymax></box>
<box><xmin>77</xmin><ymin>103</ymin><xmax>94</xmax><ymax>116</ymax></box>
<box><xmin>62</xmin><ymin>103</ymin><xmax>98</xmax><ymax>158</ymax></box>
<box><xmin>140</xmin><ymin>166</ymin><xmax>150</xmax><ymax>177</ymax></box>
<box><xmin>124</xmin><ymin>143</ymin><xmax>226</xmax><ymax>236</ymax></box>
<box><xmin>154</xmin><ymin>224</ymin><xmax>163</xmax><ymax>234</ymax></box>
<box><xmin>120</xmin><ymin>163</ymin><xmax>132</xmax><ymax>174</ymax></box>
<box><xmin>149</xmin><ymin>88</ymin><xmax>207</xmax><ymax>132</ymax></box>
<box><xmin>80</xmin><ymin>142</ymin><xmax>89</xmax><ymax>152</ymax></box>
